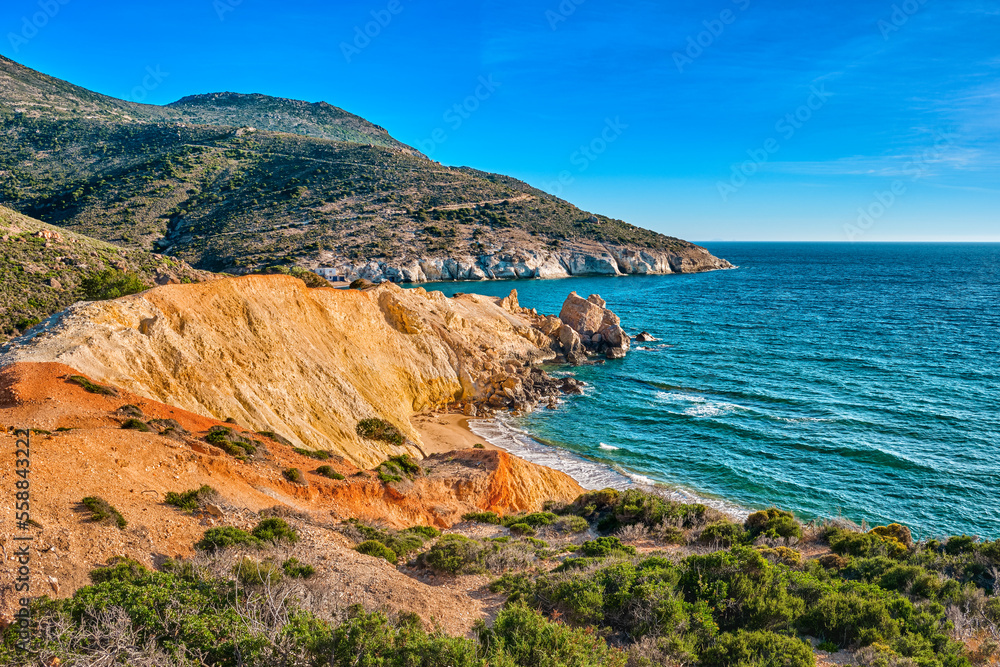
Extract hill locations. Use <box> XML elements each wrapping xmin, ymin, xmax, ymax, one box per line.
<box><xmin>0</xmin><ymin>205</ymin><xmax>209</xmax><ymax>340</ymax></box>
<box><xmin>0</xmin><ymin>56</ymin><xmax>732</xmax><ymax>278</ymax></box>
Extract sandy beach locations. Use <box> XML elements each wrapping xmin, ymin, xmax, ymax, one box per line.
<box><xmin>410</xmin><ymin>412</ymin><xmax>500</xmax><ymax>454</ymax></box>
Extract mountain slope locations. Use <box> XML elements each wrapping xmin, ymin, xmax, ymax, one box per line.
<box><xmin>0</xmin><ymin>55</ymin><xmax>407</xmax><ymax>149</ymax></box>
<box><xmin>0</xmin><ymin>205</ymin><xmax>210</xmax><ymax>340</ymax></box>
<box><xmin>0</xmin><ymin>56</ymin><xmax>732</xmax><ymax>279</ymax></box>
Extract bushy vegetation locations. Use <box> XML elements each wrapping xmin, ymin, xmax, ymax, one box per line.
<box><xmin>195</xmin><ymin>518</ymin><xmax>297</xmax><ymax>552</ymax></box>
<box><xmin>5</xmin><ymin>558</ymin><xmax>631</xmax><ymax>667</ymax></box>
<box><xmin>204</xmin><ymin>426</ymin><xmax>258</xmax><ymax>460</ymax></box>
<box><xmin>375</xmin><ymin>454</ymin><xmax>421</xmax><ymax>483</ymax></box>
<box><xmin>293</xmin><ymin>447</ymin><xmax>331</xmax><ymax>460</ymax></box>
<box><xmin>344</xmin><ymin>519</ymin><xmax>434</xmax><ymax>564</ymax></box>
<box><xmin>164</xmin><ymin>484</ymin><xmax>218</xmax><ymax>512</ymax></box>
<box><xmin>5</xmin><ymin>484</ymin><xmax>999</xmax><ymax>666</ymax></box>
<box><xmin>282</xmin><ymin>557</ymin><xmax>316</xmax><ymax>579</ymax></box>
<box><xmin>251</xmin><ymin>518</ymin><xmax>298</xmax><ymax>544</ymax></box>
<box><xmin>81</xmin><ymin>496</ymin><xmax>126</xmax><ymax>529</ymax></box>
<box><xmin>120</xmin><ymin>417</ymin><xmax>151</xmax><ymax>431</ymax></box>
<box><xmin>494</xmin><ymin>543</ymin><xmax>979</xmax><ymax>666</ymax></box>
<box><xmin>316</xmin><ymin>464</ymin><xmax>346</xmax><ymax>480</ymax></box>
<box><xmin>282</xmin><ymin>467</ymin><xmax>306</xmax><ymax>484</ymax></box>
<box><xmin>463</xmin><ymin>511</ymin><xmax>502</xmax><ymax>525</ymax></box>
<box><xmin>67</xmin><ymin>374</ymin><xmax>117</xmax><ymax>396</ymax></box>
<box><xmin>356</xmin><ymin>418</ymin><xmax>405</xmax><ymax>446</ymax></box>
<box><xmin>233</xmin><ymin>557</ymin><xmax>282</xmax><ymax>586</ymax></box>
<box><xmin>195</xmin><ymin>526</ymin><xmax>261</xmax><ymax>552</ymax></box>
<box><xmin>419</xmin><ymin>534</ymin><xmax>542</xmax><ymax>575</ymax></box>
<box><xmin>80</xmin><ymin>268</ymin><xmax>148</xmax><ymax>300</ymax></box>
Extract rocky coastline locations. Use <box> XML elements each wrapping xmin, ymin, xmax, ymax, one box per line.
<box><xmin>310</xmin><ymin>239</ymin><xmax>734</xmax><ymax>284</ymax></box>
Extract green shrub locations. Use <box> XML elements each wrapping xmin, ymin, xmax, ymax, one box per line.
<box><xmin>356</xmin><ymin>418</ymin><xmax>405</xmax><ymax>446</ymax></box>
<box><xmin>233</xmin><ymin>557</ymin><xmax>282</xmax><ymax>586</ymax></box>
<box><xmin>68</xmin><ymin>374</ymin><xmax>117</xmax><ymax>396</ymax></box>
<box><xmin>120</xmin><ymin>418</ymin><xmax>150</xmax><ymax>431</ymax></box>
<box><xmin>758</xmin><ymin>546</ymin><xmax>803</xmax><ymax>567</ymax></box>
<box><xmin>700</xmin><ymin>520</ymin><xmax>746</xmax><ymax>545</ymax></box>
<box><xmin>89</xmin><ymin>557</ymin><xmax>147</xmax><ymax>584</ymax></box>
<box><xmin>205</xmin><ymin>426</ymin><xmax>257</xmax><ymax>457</ymax></box>
<box><xmin>316</xmin><ymin>465</ymin><xmax>345</xmax><ymax>480</ymax></box>
<box><xmin>482</xmin><ymin>604</ymin><xmax>629</xmax><ymax>667</ymax></box>
<box><xmin>502</xmin><ymin>512</ymin><xmax>558</xmax><ymax>529</ymax></box>
<box><xmin>293</xmin><ymin>447</ymin><xmax>331</xmax><ymax>460</ymax></box>
<box><xmin>344</xmin><ymin>520</ymin><xmax>429</xmax><ymax>562</ymax></box>
<box><xmin>164</xmin><ymin>485</ymin><xmax>217</xmax><ymax>512</ymax></box>
<box><xmin>376</xmin><ymin>455</ymin><xmax>421</xmax><ymax>483</ymax></box>
<box><xmin>252</xmin><ymin>518</ymin><xmax>298</xmax><ymax>544</ymax></box>
<box><xmin>80</xmin><ymin>268</ymin><xmax>149</xmax><ymax>300</ymax></box>
<box><xmin>195</xmin><ymin>526</ymin><xmax>261</xmax><ymax>552</ymax></box>
<box><xmin>564</xmin><ymin>488</ymin><xmax>719</xmax><ymax>535</ymax></box>
<box><xmin>798</xmin><ymin>591</ymin><xmax>898</xmax><ymax>647</ymax></box>
<box><xmin>578</xmin><ymin>537</ymin><xmax>636</xmax><ymax>558</ymax></box>
<box><xmin>473</xmin><ymin>443</ymin><xmax>485</xmax><ymax>449</ymax></box>
<box><xmin>508</xmin><ymin>522</ymin><xmax>536</xmax><ymax>536</ymax></box>
<box><xmin>744</xmin><ymin>508</ymin><xmax>803</xmax><ymax>540</ymax></box>
<box><xmin>404</xmin><ymin>525</ymin><xmax>441</xmax><ymax>539</ymax></box>
<box><xmin>81</xmin><ymin>496</ymin><xmax>126</xmax><ymax>529</ymax></box>
<box><xmin>945</xmin><ymin>535</ymin><xmax>977</xmax><ymax>555</ymax></box>
<box><xmin>463</xmin><ymin>511</ymin><xmax>502</xmax><ymax>525</ymax></box>
<box><xmin>556</xmin><ymin>515</ymin><xmax>590</xmax><ymax>533</ymax></box>
<box><xmin>421</xmin><ymin>534</ymin><xmax>483</xmax><ymax>574</ymax></box>
<box><xmin>699</xmin><ymin>630</ymin><xmax>815</xmax><ymax>667</ymax></box>
<box><xmin>282</xmin><ymin>557</ymin><xmax>316</xmax><ymax>578</ymax></box>
<box><xmin>827</xmin><ymin>528</ymin><xmax>908</xmax><ymax>559</ymax></box>
<box><xmin>283</xmin><ymin>467</ymin><xmax>306</xmax><ymax>484</ymax></box>
<box><xmin>356</xmin><ymin>540</ymin><xmax>397</xmax><ymax>562</ymax></box>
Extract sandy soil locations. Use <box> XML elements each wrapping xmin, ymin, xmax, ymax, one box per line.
<box><xmin>411</xmin><ymin>413</ymin><xmax>497</xmax><ymax>454</ymax></box>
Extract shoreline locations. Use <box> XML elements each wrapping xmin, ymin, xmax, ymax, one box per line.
<box><xmin>413</xmin><ymin>409</ymin><xmax>751</xmax><ymax>521</ymax></box>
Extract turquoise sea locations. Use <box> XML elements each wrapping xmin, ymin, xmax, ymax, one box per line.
<box><xmin>415</xmin><ymin>243</ymin><xmax>1000</xmax><ymax>539</ymax></box>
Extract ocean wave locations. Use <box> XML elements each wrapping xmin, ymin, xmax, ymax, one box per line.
<box><xmin>653</xmin><ymin>391</ymin><xmax>748</xmax><ymax>418</ymax></box>
<box><xmin>468</xmin><ymin>416</ymin><xmax>750</xmax><ymax>520</ymax></box>
<box><xmin>598</xmin><ymin>442</ymin><xmax>620</xmax><ymax>450</ymax></box>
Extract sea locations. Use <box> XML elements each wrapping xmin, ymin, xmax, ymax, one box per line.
<box><xmin>413</xmin><ymin>243</ymin><xmax>1000</xmax><ymax>540</ymax></box>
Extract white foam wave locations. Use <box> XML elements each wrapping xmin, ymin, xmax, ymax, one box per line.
<box><xmin>468</xmin><ymin>416</ymin><xmax>750</xmax><ymax>520</ymax></box>
<box><xmin>598</xmin><ymin>442</ymin><xmax>620</xmax><ymax>451</ymax></box>
<box><xmin>654</xmin><ymin>391</ymin><xmax>746</xmax><ymax>418</ymax></box>
<box><xmin>468</xmin><ymin>416</ymin><xmax>631</xmax><ymax>490</ymax></box>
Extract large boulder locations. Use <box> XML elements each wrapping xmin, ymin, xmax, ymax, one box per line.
<box><xmin>558</xmin><ymin>292</ymin><xmax>630</xmax><ymax>360</ymax></box>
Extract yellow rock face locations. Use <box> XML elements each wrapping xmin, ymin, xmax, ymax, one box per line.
<box><xmin>1</xmin><ymin>276</ymin><xmax>558</xmax><ymax>467</ymax></box>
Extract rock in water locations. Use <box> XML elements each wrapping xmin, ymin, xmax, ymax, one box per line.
<box><xmin>558</xmin><ymin>291</ymin><xmax>631</xmax><ymax>360</ymax></box>
<box><xmin>635</xmin><ymin>331</ymin><xmax>658</xmax><ymax>342</ymax></box>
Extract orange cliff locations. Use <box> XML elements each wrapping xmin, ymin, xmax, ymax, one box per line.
<box><xmin>0</xmin><ymin>361</ymin><xmax>582</xmax><ymax>609</ymax></box>
<box><xmin>0</xmin><ymin>274</ymin><xmax>565</xmax><ymax>467</ymax></box>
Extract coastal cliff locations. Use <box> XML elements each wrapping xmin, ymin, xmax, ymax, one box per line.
<box><xmin>317</xmin><ymin>238</ymin><xmax>733</xmax><ymax>284</ymax></box>
<box><xmin>0</xmin><ymin>275</ymin><xmax>586</xmax><ymax>467</ymax></box>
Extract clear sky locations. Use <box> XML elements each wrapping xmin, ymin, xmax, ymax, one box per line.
<box><xmin>3</xmin><ymin>0</ymin><xmax>998</xmax><ymax>241</ymax></box>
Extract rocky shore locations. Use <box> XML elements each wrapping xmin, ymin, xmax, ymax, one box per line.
<box><xmin>312</xmin><ymin>238</ymin><xmax>734</xmax><ymax>284</ymax></box>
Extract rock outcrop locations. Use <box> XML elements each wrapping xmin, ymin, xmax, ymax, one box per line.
<box><xmin>318</xmin><ymin>239</ymin><xmax>734</xmax><ymax>284</ymax></box>
<box><xmin>558</xmin><ymin>292</ymin><xmax>631</xmax><ymax>360</ymax></box>
<box><xmin>0</xmin><ymin>276</ymin><xmax>580</xmax><ymax>466</ymax></box>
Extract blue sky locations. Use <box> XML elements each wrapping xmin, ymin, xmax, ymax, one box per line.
<box><xmin>3</xmin><ymin>0</ymin><xmax>998</xmax><ymax>241</ymax></box>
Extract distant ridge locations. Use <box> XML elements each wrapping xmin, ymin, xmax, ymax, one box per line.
<box><xmin>0</xmin><ymin>55</ymin><xmax>732</xmax><ymax>279</ymax></box>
